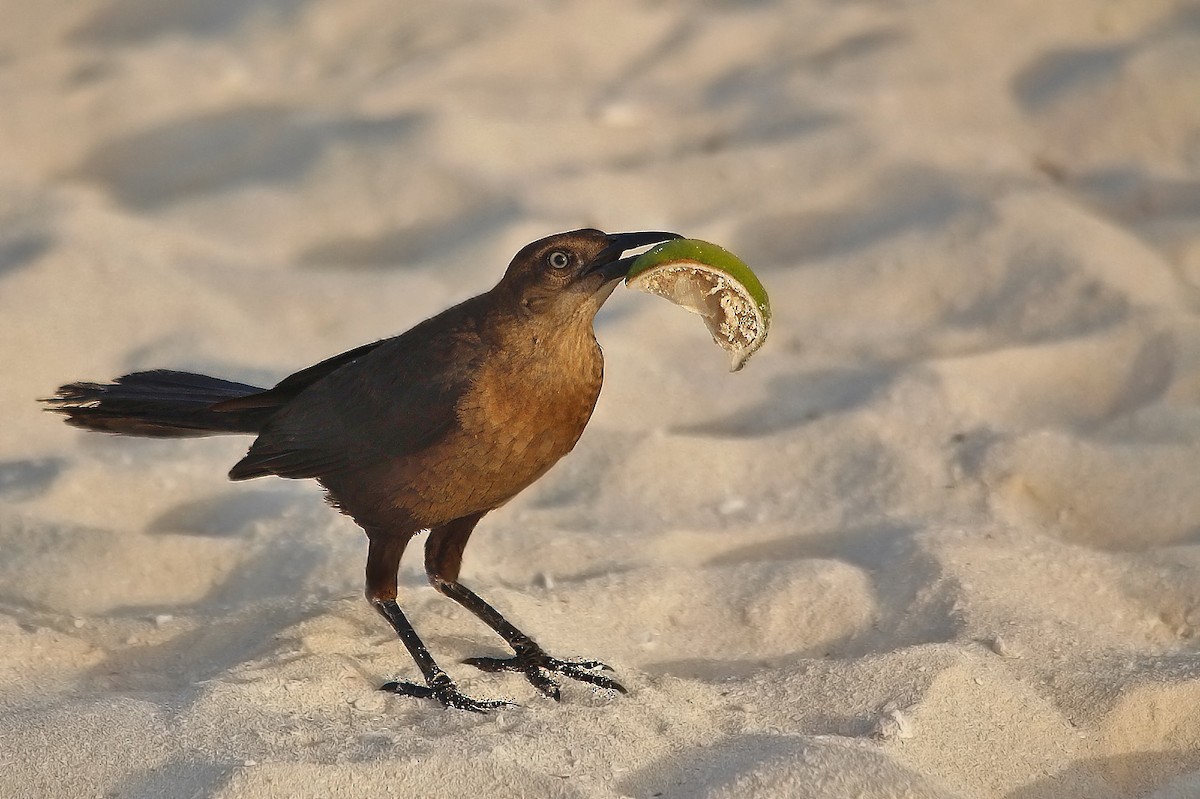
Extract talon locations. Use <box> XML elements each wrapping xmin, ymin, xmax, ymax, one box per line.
<box><xmin>527</xmin><ymin>667</ymin><xmax>562</xmax><ymax>700</ymax></box>
<box><xmin>379</xmin><ymin>679</ymin><xmax>433</xmax><ymax>698</ymax></box>
<box><xmin>461</xmin><ymin>656</ymin><xmax>511</xmax><ymax>673</ymax></box>
<box><xmin>567</xmin><ymin>668</ymin><xmax>627</xmax><ymax>694</ymax></box>
<box><xmin>463</xmin><ymin>647</ymin><xmax>625</xmax><ymax>698</ymax></box>
<box><xmin>379</xmin><ymin>678</ymin><xmax>513</xmax><ymax>713</ymax></box>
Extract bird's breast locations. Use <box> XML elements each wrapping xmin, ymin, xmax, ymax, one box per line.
<box><xmin>395</xmin><ymin>325</ymin><xmax>604</xmax><ymax>522</ymax></box>
<box><xmin>464</xmin><ymin>329</ymin><xmax>604</xmax><ymax>462</ymax></box>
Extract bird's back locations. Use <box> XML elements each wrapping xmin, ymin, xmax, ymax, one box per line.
<box><xmin>240</xmin><ymin>290</ymin><xmax>605</xmax><ymax>532</ymax></box>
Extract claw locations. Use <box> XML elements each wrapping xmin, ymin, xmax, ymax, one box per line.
<box><xmin>564</xmin><ymin>659</ymin><xmax>614</xmax><ymax>672</ymax></box>
<box><xmin>379</xmin><ymin>678</ymin><xmax>514</xmax><ymax>713</ymax></box>
<box><xmin>463</xmin><ymin>648</ymin><xmax>626</xmax><ymax>698</ymax></box>
<box><xmin>461</xmin><ymin>656</ymin><xmax>515</xmax><ymax>673</ymax></box>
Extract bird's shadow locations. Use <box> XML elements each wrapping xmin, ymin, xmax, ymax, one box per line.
<box><xmin>77</xmin><ymin>487</ymin><xmax>359</xmax><ymax>702</ymax></box>
<box><xmin>147</xmin><ymin>489</ymin><xmax>300</xmax><ymax>538</ymax></box>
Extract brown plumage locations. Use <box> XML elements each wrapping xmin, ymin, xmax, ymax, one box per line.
<box><xmin>44</xmin><ymin>228</ymin><xmax>680</xmax><ymax>711</ymax></box>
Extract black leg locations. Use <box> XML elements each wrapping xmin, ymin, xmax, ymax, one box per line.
<box><xmin>365</xmin><ymin>534</ymin><xmax>511</xmax><ymax>713</ymax></box>
<box><xmin>370</xmin><ymin>598</ymin><xmax>511</xmax><ymax>712</ymax></box>
<box><xmin>441</xmin><ymin>580</ymin><xmax>627</xmax><ymax>700</ymax></box>
<box><xmin>425</xmin><ymin>515</ymin><xmax>626</xmax><ymax>700</ymax></box>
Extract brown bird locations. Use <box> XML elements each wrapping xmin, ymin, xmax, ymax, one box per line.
<box><xmin>44</xmin><ymin>228</ymin><xmax>681</xmax><ymax>712</ymax></box>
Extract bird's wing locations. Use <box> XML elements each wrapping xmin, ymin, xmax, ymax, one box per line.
<box><xmin>211</xmin><ymin>339</ymin><xmax>388</xmax><ymax>412</ymax></box>
<box><xmin>228</xmin><ymin>303</ymin><xmax>486</xmax><ymax>481</ymax></box>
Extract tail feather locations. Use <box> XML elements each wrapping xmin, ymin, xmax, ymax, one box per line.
<box><xmin>44</xmin><ymin>369</ymin><xmax>274</xmax><ymax>437</ymax></box>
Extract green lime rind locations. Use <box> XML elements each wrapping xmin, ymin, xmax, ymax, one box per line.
<box><xmin>626</xmin><ymin>239</ymin><xmax>770</xmax><ymax>321</ymax></box>
<box><xmin>625</xmin><ymin>238</ymin><xmax>770</xmax><ymax>371</ymax></box>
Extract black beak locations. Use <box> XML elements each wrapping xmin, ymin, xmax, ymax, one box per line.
<box><xmin>586</xmin><ymin>231</ymin><xmax>683</xmax><ymax>283</ymax></box>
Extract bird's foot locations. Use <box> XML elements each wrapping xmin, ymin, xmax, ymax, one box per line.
<box><xmin>379</xmin><ymin>674</ymin><xmax>513</xmax><ymax>713</ymax></box>
<box><xmin>463</xmin><ymin>645</ymin><xmax>626</xmax><ymax>700</ymax></box>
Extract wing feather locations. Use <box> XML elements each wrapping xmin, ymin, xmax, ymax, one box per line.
<box><xmin>228</xmin><ymin>298</ymin><xmax>486</xmax><ymax>481</ymax></box>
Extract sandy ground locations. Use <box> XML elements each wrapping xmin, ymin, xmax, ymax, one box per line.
<box><xmin>3</xmin><ymin>0</ymin><xmax>1200</xmax><ymax>796</ymax></box>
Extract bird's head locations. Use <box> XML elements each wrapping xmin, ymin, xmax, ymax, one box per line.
<box><xmin>495</xmin><ymin>229</ymin><xmax>682</xmax><ymax>321</ymax></box>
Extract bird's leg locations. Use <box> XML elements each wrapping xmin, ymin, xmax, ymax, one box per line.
<box><xmin>425</xmin><ymin>515</ymin><xmax>626</xmax><ymax>700</ymax></box>
<box><xmin>442</xmin><ymin>581</ymin><xmax>627</xmax><ymax>699</ymax></box>
<box><xmin>365</xmin><ymin>533</ymin><xmax>510</xmax><ymax>713</ymax></box>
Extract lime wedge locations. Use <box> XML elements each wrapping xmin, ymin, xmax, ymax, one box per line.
<box><xmin>626</xmin><ymin>239</ymin><xmax>770</xmax><ymax>371</ymax></box>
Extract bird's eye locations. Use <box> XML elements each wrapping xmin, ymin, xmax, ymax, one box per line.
<box><xmin>547</xmin><ymin>251</ymin><xmax>571</xmax><ymax>269</ymax></box>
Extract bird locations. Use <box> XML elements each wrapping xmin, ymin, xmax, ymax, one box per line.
<box><xmin>44</xmin><ymin>229</ymin><xmax>681</xmax><ymax>712</ymax></box>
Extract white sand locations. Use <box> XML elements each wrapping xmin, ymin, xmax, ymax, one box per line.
<box><xmin>3</xmin><ymin>1</ymin><xmax>1200</xmax><ymax>796</ymax></box>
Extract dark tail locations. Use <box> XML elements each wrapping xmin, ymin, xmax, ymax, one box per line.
<box><xmin>43</xmin><ymin>370</ymin><xmax>276</xmax><ymax>438</ymax></box>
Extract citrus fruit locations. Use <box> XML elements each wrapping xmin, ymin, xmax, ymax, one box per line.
<box><xmin>625</xmin><ymin>239</ymin><xmax>770</xmax><ymax>371</ymax></box>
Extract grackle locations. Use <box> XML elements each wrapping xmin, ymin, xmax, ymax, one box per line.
<box><xmin>44</xmin><ymin>229</ymin><xmax>681</xmax><ymax>712</ymax></box>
